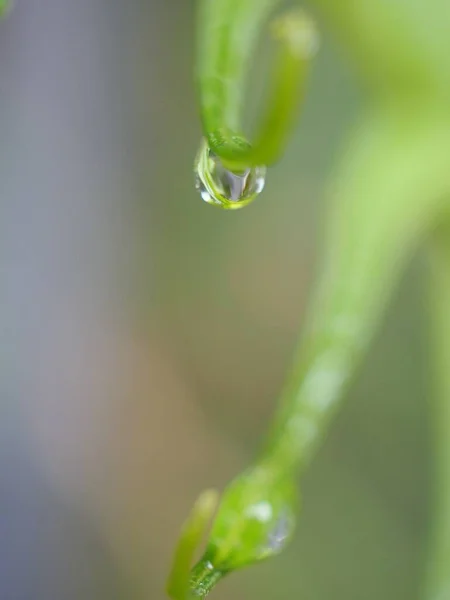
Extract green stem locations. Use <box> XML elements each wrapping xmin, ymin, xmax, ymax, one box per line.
<box><xmin>264</xmin><ymin>106</ymin><xmax>450</xmax><ymax>475</ymax></box>
<box><xmin>196</xmin><ymin>0</ymin><xmax>317</xmax><ymax>170</ymax></box>
<box><xmin>425</xmin><ymin>223</ymin><xmax>450</xmax><ymax>600</ymax></box>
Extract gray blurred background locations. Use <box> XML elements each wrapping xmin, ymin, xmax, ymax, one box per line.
<box><xmin>0</xmin><ymin>1</ymin><xmax>429</xmax><ymax>599</ymax></box>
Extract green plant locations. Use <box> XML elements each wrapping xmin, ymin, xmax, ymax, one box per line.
<box><xmin>168</xmin><ymin>1</ymin><xmax>450</xmax><ymax>598</ymax></box>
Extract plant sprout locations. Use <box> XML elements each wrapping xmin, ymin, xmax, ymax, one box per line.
<box><xmin>166</xmin><ymin>0</ymin><xmax>450</xmax><ymax>598</ymax></box>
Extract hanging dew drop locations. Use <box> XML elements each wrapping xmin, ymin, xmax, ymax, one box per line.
<box><xmin>195</xmin><ymin>139</ymin><xmax>266</xmax><ymax>209</ymax></box>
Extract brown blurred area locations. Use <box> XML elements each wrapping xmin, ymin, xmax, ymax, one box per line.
<box><xmin>0</xmin><ymin>1</ymin><xmax>429</xmax><ymax>599</ymax></box>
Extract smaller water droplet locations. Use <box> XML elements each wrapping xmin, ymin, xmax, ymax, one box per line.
<box><xmin>195</xmin><ymin>139</ymin><xmax>266</xmax><ymax>209</ymax></box>
<box><xmin>266</xmin><ymin>510</ymin><xmax>292</xmax><ymax>553</ymax></box>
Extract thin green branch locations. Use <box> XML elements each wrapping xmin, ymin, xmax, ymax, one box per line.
<box><xmin>264</xmin><ymin>107</ymin><xmax>450</xmax><ymax>474</ymax></box>
<box><xmin>196</xmin><ymin>0</ymin><xmax>317</xmax><ymax>170</ymax></box>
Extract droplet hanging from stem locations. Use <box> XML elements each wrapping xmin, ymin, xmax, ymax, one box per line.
<box><xmin>194</xmin><ymin>5</ymin><xmax>318</xmax><ymax>207</ymax></box>
<box><xmin>195</xmin><ymin>139</ymin><xmax>266</xmax><ymax>209</ymax></box>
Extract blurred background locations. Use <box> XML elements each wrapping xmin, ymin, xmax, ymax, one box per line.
<box><xmin>0</xmin><ymin>1</ymin><xmax>430</xmax><ymax>599</ymax></box>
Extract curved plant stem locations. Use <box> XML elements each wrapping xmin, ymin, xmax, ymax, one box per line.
<box><xmin>196</xmin><ymin>0</ymin><xmax>317</xmax><ymax>170</ymax></box>
<box><xmin>425</xmin><ymin>224</ymin><xmax>450</xmax><ymax>600</ymax></box>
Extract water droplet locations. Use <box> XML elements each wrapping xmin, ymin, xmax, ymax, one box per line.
<box><xmin>195</xmin><ymin>139</ymin><xmax>266</xmax><ymax>209</ymax></box>
<box><xmin>266</xmin><ymin>509</ymin><xmax>293</xmax><ymax>553</ymax></box>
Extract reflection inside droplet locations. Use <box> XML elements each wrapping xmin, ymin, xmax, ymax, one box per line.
<box><xmin>195</xmin><ymin>139</ymin><xmax>266</xmax><ymax>209</ymax></box>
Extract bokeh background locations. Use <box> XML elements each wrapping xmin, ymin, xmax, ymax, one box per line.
<box><xmin>0</xmin><ymin>1</ymin><xmax>430</xmax><ymax>599</ymax></box>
